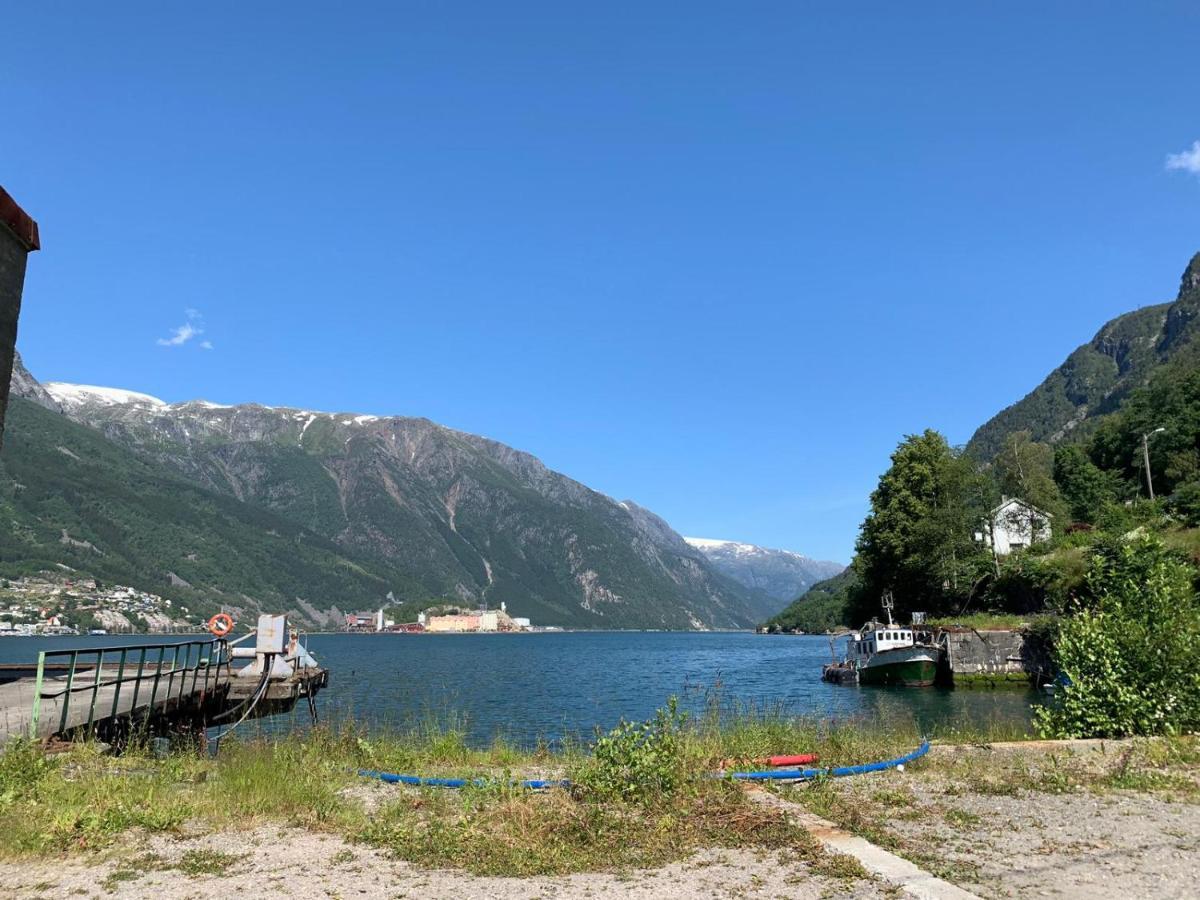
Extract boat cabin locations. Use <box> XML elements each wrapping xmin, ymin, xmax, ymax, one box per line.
<box><xmin>848</xmin><ymin>625</ymin><xmax>917</xmax><ymax>658</ymax></box>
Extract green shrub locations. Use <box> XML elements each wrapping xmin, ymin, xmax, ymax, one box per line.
<box><xmin>1170</xmin><ymin>481</ymin><xmax>1200</xmax><ymax>528</ymax></box>
<box><xmin>1036</xmin><ymin>537</ymin><xmax>1200</xmax><ymax>738</ymax></box>
<box><xmin>574</xmin><ymin>698</ymin><xmax>690</xmax><ymax>803</ymax></box>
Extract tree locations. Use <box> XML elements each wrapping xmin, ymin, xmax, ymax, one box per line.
<box><xmin>993</xmin><ymin>431</ymin><xmax>1064</xmax><ymax>519</ymax></box>
<box><xmin>853</xmin><ymin>430</ymin><xmax>992</xmax><ymax>621</ymax></box>
<box><xmin>1090</xmin><ymin>366</ymin><xmax>1200</xmax><ymax>498</ymax></box>
<box><xmin>1052</xmin><ymin>445</ymin><xmax>1117</xmax><ymax>524</ymax></box>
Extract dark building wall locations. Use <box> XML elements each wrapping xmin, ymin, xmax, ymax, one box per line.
<box><xmin>0</xmin><ymin>187</ymin><xmax>39</xmax><ymax>448</ymax></box>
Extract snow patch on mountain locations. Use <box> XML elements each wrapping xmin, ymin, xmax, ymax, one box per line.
<box><xmin>684</xmin><ymin>536</ymin><xmax>845</xmax><ymax>607</ymax></box>
<box><xmin>45</xmin><ymin>383</ymin><xmax>167</xmax><ymax>409</ymax></box>
<box><xmin>685</xmin><ymin>536</ymin><xmax>805</xmax><ymax>560</ymax></box>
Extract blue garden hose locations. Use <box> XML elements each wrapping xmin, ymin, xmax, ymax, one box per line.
<box><xmin>356</xmin><ymin>770</ymin><xmax>569</xmax><ymax>789</ymax></box>
<box><xmin>725</xmin><ymin>739</ymin><xmax>930</xmax><ymax>781</ymax></box>
<box><xmin>355</xmin><ymin>740</ymin><xmax>930</xmax><ymax>790</ymax></box>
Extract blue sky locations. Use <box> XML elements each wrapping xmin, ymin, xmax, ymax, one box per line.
<box><xmin>4</xmin><ymin>3</ymin><xmax>1199</xmax><ymax>563</ymax></box>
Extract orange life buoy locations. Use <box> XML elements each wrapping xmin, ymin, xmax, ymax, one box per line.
<box><xmin>208</xmin><ymin>613</ymin><xmax>235</xmax><ymax>637</ymax></box>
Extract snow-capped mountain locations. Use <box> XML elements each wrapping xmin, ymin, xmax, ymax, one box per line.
<box><xmin>45</xmin><ymin>382</ymin><xmax>169</xmax><ymax>410</ymax></box>
<box><xmin>684</xmin><ymin>537</ymin><xmax>844</xmax><ymax>604</ymax></box>
<box><xmin>12</xmin><ymin>357</ymin><xmax>765</xmax><ymax>630</ymax></box>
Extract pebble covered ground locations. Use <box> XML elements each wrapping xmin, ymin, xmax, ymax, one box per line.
<box><xmin>0</xmin><ymin>825</ymin><xmax>893</xmax><ymax>899</ymax></box>
<box><xmin>780</xmin><ymin>740</ymin><xmax>1200</xmax><ymax>899</ymax></box>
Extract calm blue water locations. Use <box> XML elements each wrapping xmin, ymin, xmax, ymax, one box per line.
<box><xmin>0</xmin><ymin>632</ymin><xmax>1038</xmax><ymax>746</ymax></box>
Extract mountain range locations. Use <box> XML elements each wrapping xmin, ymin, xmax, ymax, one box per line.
<box><xmin>683</xmin><ymin>537</ymin><xmax>843</xmax><ymax>603</ymax></box>
<box><xmin>4</xmin><ymin>355</ymin><xmax>818</xmax><ymax>630</ymax></box>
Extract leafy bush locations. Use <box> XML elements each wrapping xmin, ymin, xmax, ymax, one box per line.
<box><xmin>1170</xmin><ymin>481</ymin><xmax>1200</xmax><ymax>528</ymax></box>
<box><xmin>574</xmin><ymin>698</ymin><xmax>690</xmax><ymax>803</ymax></box>
<box><xmin>1036</xmin><ymin>537</ymin><xmax>1200</xmax><ymax>738</ymax></box>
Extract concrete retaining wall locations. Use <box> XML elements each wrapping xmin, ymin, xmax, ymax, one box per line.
<box><xmin>941</xmin><ymin>628</ymin><xmax>1053</xmax><ymax>687</ymax></box>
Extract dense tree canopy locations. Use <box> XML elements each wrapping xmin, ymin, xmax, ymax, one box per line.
<box><xmin>1090</xmin><ymin>366</ymin><xmax>1200</xmax><ymax>501</ymax></box>
<box><xmin>852</xmin><ymin>430</ymin><xmax>992</xmax><ymax>621</ymax></box>
<box><xmin>1053</xmin><ymin>445</ymin><xmax>1118</xmax><ymax>524</ymax></box>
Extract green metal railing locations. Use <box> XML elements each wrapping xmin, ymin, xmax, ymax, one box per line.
<box><xmin>28</xmin><ymin>638</ymin><xmax>232</xmax><ymax>740</ymax></box>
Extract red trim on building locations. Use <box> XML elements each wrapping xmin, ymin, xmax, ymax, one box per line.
<box><xmin>0</xmin><ymin>187</ymin><xmax>40</xmax><ymax>251</ymax></box>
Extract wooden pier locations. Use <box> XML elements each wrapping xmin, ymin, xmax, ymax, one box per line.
<box><xmin>0</xmin><ymin>636</ymin><xmax>328</xmax><ymax>747</ymax></box>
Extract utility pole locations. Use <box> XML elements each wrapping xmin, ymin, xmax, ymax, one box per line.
<box><xmin>1141</xmin><ymin>428</ymin><xmax>1166</xmax><ymax>500</ymax></box>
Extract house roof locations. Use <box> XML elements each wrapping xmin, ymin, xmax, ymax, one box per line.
<box><xmin>990</xmin><ymin>497</ymin><xmax>1053</xmax><ymax>518</ymax></box>
<box><xmin>0</xmin><ymin>186</ymin><xmax>40</xmax><ymax>252</ymax></box>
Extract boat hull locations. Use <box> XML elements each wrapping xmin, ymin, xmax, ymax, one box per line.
<box><xmin>858</xmin><ymin>654</ymin><xmax>938</xmax><ymax>687</ymax></box>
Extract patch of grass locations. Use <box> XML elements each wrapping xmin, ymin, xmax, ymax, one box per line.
<box><xmin>943</xmin><ymin>807</ymin><xmax>981</xmax><ymax>827</ymax></box>
<box><xmin>357</xmin><ymin>778</ymin><xmax>811</xmax><ymax>877</ymax></box>
<box><xmin>925</xmin><ymin>613</ymin><xmax>1030</xmax><ymax>630</ymax></box>
<box><xmin>100</xmin><ymin>852</ymin><xmax>169</xmax><ymax>892</ymax></box>
<box><xmin>176</xmin><ymin>849</ymin><xmax>247</xmax><ymax>877</ymax></box>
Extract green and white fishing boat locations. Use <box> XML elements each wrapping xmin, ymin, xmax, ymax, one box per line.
<box><xmin>827</xmin><ymin>594</ymin><xmax>940</xmax><ymax>687</ymax></box>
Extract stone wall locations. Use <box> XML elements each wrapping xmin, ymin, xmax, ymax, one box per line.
<box><xmin>941</xmin><ymin>628</ymin><xmax>1053</xmax><ymax>686</ymax></box>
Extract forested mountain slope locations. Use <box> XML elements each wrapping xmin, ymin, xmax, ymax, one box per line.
<box><xmin>968</xmin><ymin>253</ymin><xmax>1200</xmax><ymax>460</ymax></box>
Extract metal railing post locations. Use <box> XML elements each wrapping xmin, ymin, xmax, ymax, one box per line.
<box><xmin>86</xmin><ymin>651</ymin><xmax>105</xmax><ymax>738</ymax></box>
<box><xmin>111</xmin><ymin>649</ymin><xmax>128</xmax><ymax>723</ymax></box>
<box><xmin>59</xmin><ymin>650</ymin><xmax>79</xmax><ymax>734</ymax></box>
<box><xmin>149</xmin><ymin>645</ymin><xmax>164</xmax><ymax>716</ymax></box>
<box><xmin>28</xmin><ymin>651</ymin><xmax>46</xmax><ymax>740</ymax></box>
<box><xmin>130</xmin><ymin>647</ymin><xmax>147</xmax><ymax>719</ymax></box>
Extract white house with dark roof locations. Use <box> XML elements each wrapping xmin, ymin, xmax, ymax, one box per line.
<box><xmin>981</xmin><ymin>497</ymin><xmax>1052</xmax><ymax>556</ymax></box>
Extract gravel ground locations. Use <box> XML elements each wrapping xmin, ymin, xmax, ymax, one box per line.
<box><xmin>0</xmin><ymin>826</ymin><xmax>892</xmax><ymax>899</ymax></box>
<box><xmin>784</xmin><ymin>741</ymin><xmax>1200</xmax><ymax>900</ymax></box>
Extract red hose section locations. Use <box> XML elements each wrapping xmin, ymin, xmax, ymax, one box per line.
<box><xmin>768</xmin><ymin>753</ymin><xmax>820</xmax><ymax>767</ymax></box>
<box><xmin>719</xmin><ymin>753</ymin><xmax>820</xmax><ymax>769</ymax></box>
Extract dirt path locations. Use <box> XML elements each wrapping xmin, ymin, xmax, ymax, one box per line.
<box><xmin>778</xmin><ymin>740</ymin><xmax>1200</xmax><ymax>900</ymax></box>
<box><xmin>0</xmin><ymin>826</ymin><xmax>892</xmax><ymax>899</ymax></box>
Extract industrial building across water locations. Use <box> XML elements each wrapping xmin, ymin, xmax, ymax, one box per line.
<box><xmin>344</xmin><ymin>603</ymin><xmax>543</xmax><ymax>634</ymax></box>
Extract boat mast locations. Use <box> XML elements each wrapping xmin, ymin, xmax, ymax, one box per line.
<box><xmin>881</xmin><ymin>590</ymin><xmax>896</xmax><ymax>627</ymax></box>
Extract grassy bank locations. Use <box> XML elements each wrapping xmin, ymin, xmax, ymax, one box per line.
<box><xmin>0</xmin><ymin>704</ymin><xmax>1027</xmax><ymax>878</ymax></box>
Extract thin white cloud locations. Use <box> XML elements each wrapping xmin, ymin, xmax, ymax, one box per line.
<box><xmin>1166</xmin><ymin>140</ymin><xmax>1200</xmax><ymax>176</ymax></box>
<box><xmin>156</xmin><ymin>309</ymin><xmax>207</xmax><ymax>347</ymax></box>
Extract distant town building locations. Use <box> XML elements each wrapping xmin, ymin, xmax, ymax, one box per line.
<box><xmin>980</xmin><ymin>497</ymin><xmax>1052</xmax><ymax>556</ymax></box>
<box><xmin>425</xmin><ymin>605</ymin><xmax>529</xmax><ymax>633</ymax></box>
<box><xmin>426</xmin><ymin>613</ymin><xmax>482</xmax><ymax>633</ymax></box>
<box><xmin>345</xmin><ymin>611</ymin><xmax>380</xmax><ymax>631</ymax></box>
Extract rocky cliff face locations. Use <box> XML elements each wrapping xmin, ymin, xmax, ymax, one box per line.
<box><xmin>18</xmin><ymin>368</ymin><xmax>764</xmax><ymax>629</ymax></box>
<box><xmin>967</xmin><ymin>252</ymin><xmax>1200</xmax><ymax>460</ymax></box>
<box><xmin>10</xmin><ymin>352</ymin><xmax>61</xmax><ymax>413</ymax></box>
<box><xmin>684</xmin><ymin>537</ymin><xmax>844</xmax><ymax>612</ymax></box>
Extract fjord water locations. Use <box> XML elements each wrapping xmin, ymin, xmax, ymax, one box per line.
<box><xmin>1</xmin><ymin>632</ymin><xmax>1037</xmax><ymax>746</ymax></box>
